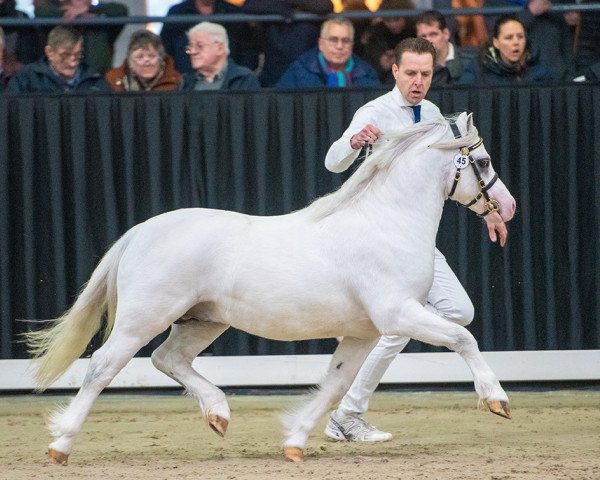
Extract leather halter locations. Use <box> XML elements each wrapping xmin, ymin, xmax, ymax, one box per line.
<box><xmin>448</xmin><ymin>123</ymin><xmax>499</xmax><ymax>217</ymax></box>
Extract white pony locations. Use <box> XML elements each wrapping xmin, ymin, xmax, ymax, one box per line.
<box><xmin>26</xmin><ymin>112</ymin><xmax>516</xmax><ymax>464</ymax></box>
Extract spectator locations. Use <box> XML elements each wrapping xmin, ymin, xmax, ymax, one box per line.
<box><xmin>179</xmin><ymin>21</ymin><xmax>260</xmax><ymax>91</ymax></box>
<box><xmin>459</xmin><ymin>14</ymin><xmax>553</xmax><ymax>85</ymax></box>
<box><xmin>160</xmin><ymin>0</ymin><xmax>260</xmax><ymax>75</ymax></box>
<box><xmin>568</xmin><ymin>0</ymin><xmax>600</xmax><ymax>75</ymax></box>
<box><xmin>6</xmin><ymin>25</ymin><xmax>110</xmax><ymax>93</ymax></box>
<box><xmin>237</xmin><ymin>0</ymin><xmax>334</xmax><ymax>87</ymax></box>
<box><xmin>34</xmin><ymin>0</ymin><xmax>128</xmax><ymax>73</ymax></box>
<box><xmin>105</xmin><ymin>30</ymin><xmax>181</xmax><ymax>92</ymax></box>
<box><xmin>0</xmin><ymin>0</ymin><xmax>45</xmax><ymax>79</ymax></box>
<box><xmin>359</xmin><ymin>0</ymin><xmax>416</xmax><ymax>84</ymax></box>
<box><xmin>415</xmin><ymin>9</ymin><xmax>476</xmax><ymax>85</ymax></box>
<box><xmin>276</xmin><ymin>17</ymin><xmax>380</xmax><ymax>89</ymax></box>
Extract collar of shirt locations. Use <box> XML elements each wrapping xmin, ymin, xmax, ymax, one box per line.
<box><xmin>444</xmin><ymin>43</ymin><xmax>456</xmax><ymax>65</ymax></box>
<box><xmin>196</xmin><ymin>64</ymin><xmax>228</xmax><ymax>84</ymax></box>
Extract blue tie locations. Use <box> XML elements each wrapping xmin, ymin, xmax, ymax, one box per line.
<box><xmin>411</xmin><ymin>105</ymin><xmax>421</xmax><ymax>123</ymax></box>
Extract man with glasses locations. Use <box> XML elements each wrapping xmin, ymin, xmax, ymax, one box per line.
<box><xmin>276</xmin><ymin>17</ymin><xmax>379</xmax><ymax>89</ymax></box>
<box><xmin>179</xmin><ymin>22</ymin><xmax>260</xmax><ymax>91</ymax></box>
<box><xmin>6</xmin><ymin>25</ymin><xmax>109</xmax><ymax>93</ymax></box>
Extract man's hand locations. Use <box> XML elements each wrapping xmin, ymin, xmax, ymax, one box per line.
<box><xmin>350</xmin><ymin>124</ymin><xmax>381</xmax><ymax>150</ymax></box>
<box><xmin>484</xmin><ymin>212</ymin><xmax>508</xmax><ymax>247</ymax></box>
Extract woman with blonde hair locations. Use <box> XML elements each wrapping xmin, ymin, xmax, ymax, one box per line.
<box><xmin>105</xmin><ymin>29</ymin><xmax>181</xmax><ymax>92</ymax></box>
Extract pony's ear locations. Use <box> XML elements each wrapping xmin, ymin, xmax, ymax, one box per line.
<box><xmin>466</xmin><ymin>112</ymin><xmax>474</xmax><ymax>133</ymax></box>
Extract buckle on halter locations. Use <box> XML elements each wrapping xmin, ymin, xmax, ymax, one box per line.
<box><xmin>460</xmin><ymin>146</ymin><xmax>469</xmax><ymax>156</ymax></box>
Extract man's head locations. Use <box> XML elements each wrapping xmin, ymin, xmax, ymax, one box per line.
<box><xmin>378</xmin><ymin>0</ymin><xmax>414</xmax><ymax>35</ymax></box>
<box><xmin>44</xmin><ymin>25</ymin><xmax>84</xmax><ymax>81</ymax></box>
<box><xmin>392</xmin><ymin>37</ymin><xmax>436</xmax><ymax>105</ymax></box>
<box><xmin>186</xmin><ymin>22</ymin><xmax>229</xmax><ymax>75</ymax></box>
<box><xmin>415</xmin><ymin>10</ymin><xmax>450</xmax><ymax>64</ymax></box>
<box><xmin>318</xmin><ymin>17</ymin><xmax>354</xmax><ymax>71</ymax></box>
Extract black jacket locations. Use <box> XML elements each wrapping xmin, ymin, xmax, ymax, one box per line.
<box><xmin>179</xmin><ymin>58</ymin><xmax>261</xmax><ymax>91</ymax></box>
<box><xmin>6</xmin><ymin>58</ymin><xmax>111</xmax><ymax>94</ymax></box>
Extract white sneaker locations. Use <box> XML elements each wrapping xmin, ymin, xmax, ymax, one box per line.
<box><xmin>324</xmin><ymin>411</ymin><xmax>392</xmax><ymax>442</ymax></box>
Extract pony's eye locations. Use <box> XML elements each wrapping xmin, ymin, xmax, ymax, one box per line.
<box><xmin>476</xmin><ymin>158</ymin><xmax>490</xmax><ymax>168</ymax></box>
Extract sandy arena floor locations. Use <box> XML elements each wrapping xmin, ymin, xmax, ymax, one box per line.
<box><xmin>1</xmin><ymin>389</ymin><xmax>599</xmax><ymax>480</ymax></box>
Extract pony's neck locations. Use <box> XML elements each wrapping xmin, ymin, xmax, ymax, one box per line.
<box><xmin>355</xmin><ymin>147</ymin><xmax>447</xmax><ymax>246</ymax></box>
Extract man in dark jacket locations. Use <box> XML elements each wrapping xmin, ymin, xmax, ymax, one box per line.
<box><xmin>6</xmin><ymin>25</ymin><xmax>110</xmax><ymax>93</ymax></box>
<box><xmin>276</xmin><ymin>17</ymin><xmax>379</xmax><ymax>89</ymax></box>
<box><xmin>34</xmin><ymin>0</ymin><xmax>128</xmax><ymax>74</ymax></box>
<box><xmin>179</xmin><ymin>21</ymin><xmax>260</xmax><ymax>90</ymax></box>
<box><xmin>415</xmin><ymin>10</ymin><xmax>476</xmax><ymax>86</ymax></box>
<box><xmin>160</xmin><ymin>0</ymin><xmax>259</xmax><ymax>75</ymax></box>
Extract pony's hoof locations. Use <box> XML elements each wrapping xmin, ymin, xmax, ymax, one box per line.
<box><xmin>208</xmin><ymin>414</ymin><xmax>228</xmax><ymax>437</ymax></box>
<box><xmin>487</xmin><ymin>400</ymin><xmax>512</xmax><ymax>419</ymax></box>
<box><xmin>48</xmin><ymin>448</ymin><xmax>69</xmax><ymax>465</ymax></box>
<box><xmin>283</xmin><ymin>447</ymin><xmax>304</xmax><ymax>463</ymax></box>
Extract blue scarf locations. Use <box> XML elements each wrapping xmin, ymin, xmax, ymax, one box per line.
<box><xmin>318</xmin><ymin>52</ymin><xmax>354</xmax><ymax>88</ymax></box>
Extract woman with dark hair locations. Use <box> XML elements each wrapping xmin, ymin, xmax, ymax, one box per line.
<box><xmin>460</xmin><ymin>15</ymin><xmax>553</xmax><ymax>85</ymax></box>
<box><xmin>105</xmin><ymin>30</ymin><xmax>181</xmax><ymax>92</ymax></box>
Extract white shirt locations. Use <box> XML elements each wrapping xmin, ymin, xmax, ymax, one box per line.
<box><xmin>324</xmin><ymin>86</ymin><xmax>444</xmax><ymax>173</ymax></box>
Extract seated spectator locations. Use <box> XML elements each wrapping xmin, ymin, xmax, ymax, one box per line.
<box><xmin>34</xmin><ymin>0</ymin><xmax>128</xmax><ymax>73</ymax></box>
<box><xmin>6</xmin><ymin>25</ymin><xmax>110</xmax><ymax>93</ymax></box>
<box><xmin>179</xmin><ymin>22</ymin><xmax>260</xmax><ymax>91</ymax></box>
<box><xmin>459</xmin><ymin>15</ymin><xmax>553</xmax><ymax>85</ymax></box>
<box><xmin>568</xmin><ymin>0</ymin><xmax>600</xmax><ymax>75</ymax></box>
<box><xmin>518</xmin><ymin>0</ymin><xmax>575</xmax><ymax>81</ymax></box>
<box><xmin>359</xmin><ymin>0</ymin><xmax>416</xmax><ymax>84</ymax></box>
<box><xmin>276</xmin><ymin>17</ymin><xmax>380</xmax><ymax>89</ymax></box>
<box><xmin>236</xmin><ymin>0</ymin><xmax>334</xmax><ymax>87</ymax></box>
<box><xmin>1</xmin><ymin>0</ymin><xmax>45</xmax><ymax>78</ymax></box>
<box><xmin>160</xmin><ymin>0</ymin><xmax>260</xmax><ymax>75</ymax></box>
<box><xmin>105</xmin><ymin>30</ymin><xmax>181</xmax><ymax>92</ymax></box>
<box><xmin>416</xmin><ymin>9</ymin><xmax>476</xmax><ymax>86</ymax></box>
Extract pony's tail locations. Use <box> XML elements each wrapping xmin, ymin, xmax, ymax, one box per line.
<box><xmin>24</xmin><ymin>227</ymin><xmax>137</xmax><ymax>391</ymax></box>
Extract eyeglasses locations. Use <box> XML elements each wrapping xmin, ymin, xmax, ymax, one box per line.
<box><xmin>185</xmin><ymin>41</ymin><xmax>221</xmax><ymax>54</ymax></box>
<box><xmin>53</xmin><ymin>48</ymin><xmax>84</xmax><ymax>62</ymax></box>
<box><xmin>322</xmin><ymin>36</ymin><xmax>353</xmax><ymax>47</ymax></box>
<box><xmin>130</xmin><ymin>53</ymin><xmax>161</xmax><ymax>64</ymax></box>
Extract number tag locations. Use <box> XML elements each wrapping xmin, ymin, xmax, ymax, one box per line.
<box><xmin>453</xmin><ymin>154</ymin><xmax>469</xmax><ymax>169</ymax></box>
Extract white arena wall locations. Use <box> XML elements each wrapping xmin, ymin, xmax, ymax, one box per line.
<box><xmin>1</xmin><ymin>350</ymin><xmax>599</xmax><ymax>391</ymax></box>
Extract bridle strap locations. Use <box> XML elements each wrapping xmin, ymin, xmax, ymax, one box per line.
<box><xmin>447</xmin><ymin>134</ymin><xmax>499</xmax><ymax>217</ymax></box>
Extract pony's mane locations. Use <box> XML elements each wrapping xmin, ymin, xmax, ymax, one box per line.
<box><xmin>306</xmin><ymin>115</ymin><xmax>479</xmax><ymax>220</ymax></box>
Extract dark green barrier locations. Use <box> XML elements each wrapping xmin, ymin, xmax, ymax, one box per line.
<box><xmin>1</xmin><ymin>84</ymin><xmax>599</xmax><ymax>358</ymax></box>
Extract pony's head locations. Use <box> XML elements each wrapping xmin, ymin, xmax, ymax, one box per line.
<box><xmin>433</xmin><ymin>112</ymin><xmax>516</xmax><ymax>223</ymax></box>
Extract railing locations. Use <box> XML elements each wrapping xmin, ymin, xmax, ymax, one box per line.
<box><xmin>1</xmin><ymin>4</ymin><xmax>599</xmax><ymax>27</ymax></box>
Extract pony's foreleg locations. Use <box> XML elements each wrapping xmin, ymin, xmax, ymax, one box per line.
<box><xmin>47</xmin><ymin>327</ymin><xmax>160</xmax><ymax>465</ymax></box>
<box><xmin>281</xmin><ymin>336</ymin><xmax>379</xmax><ymax>462</ymax></box>
<box><xmin>151</xmin><ymin>320</ymin><xmax>230</xmax><ymax>436</ymax></box>
<box><xmin>388</xmin><ymin>300</ymin><xmax>510</xmax><ymax>419</ymax></box>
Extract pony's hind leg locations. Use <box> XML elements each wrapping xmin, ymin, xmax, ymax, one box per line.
<box><xmin>282</xmin><ymin>336</ymin><xmax>379</xmax><ymax>462</ymax></box>
<box><xmin>47</xmin><ymin>323</ymin><xmax>166</xmax><ymax>464</ymax></box>
<box><xmin>151</xmin><ymin>320</ymin><xmax>230</xmax><ymax>436</ymax></box>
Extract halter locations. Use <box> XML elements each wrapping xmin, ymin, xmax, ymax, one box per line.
<box><xmin>448</xmin><ymin>123</ymin><xmax>499</xmax><ymax>217</ymax></box>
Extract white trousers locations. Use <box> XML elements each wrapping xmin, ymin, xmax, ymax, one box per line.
<box><xmin>337</xmin><ymin>248</ymin><xmax>474</xmax><ymax>416</ymax></box>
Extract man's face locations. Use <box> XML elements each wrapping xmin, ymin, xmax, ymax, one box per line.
<box><xmin>45</xmin><ymin>39</ymin><xmax>83</xmax><ymax>80</ymax></box>
<box><xmin>318</xmin><ymin>23</ymin><xmax>354</xmax><ymax>70</ymax></box>
<box><xmin>186</xmin><ymin>31</ymin><xmax>225</xmax><ymax>72</ymax></box>
<box><xmin>391</xmin><ymin>51</ymin><xmax>433</xmax><ymax>105</ymax></box>
<box><xmin>416</xmin><ymin>22</ymin><xmax>450</xmax><ymax>58</ymax></box>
